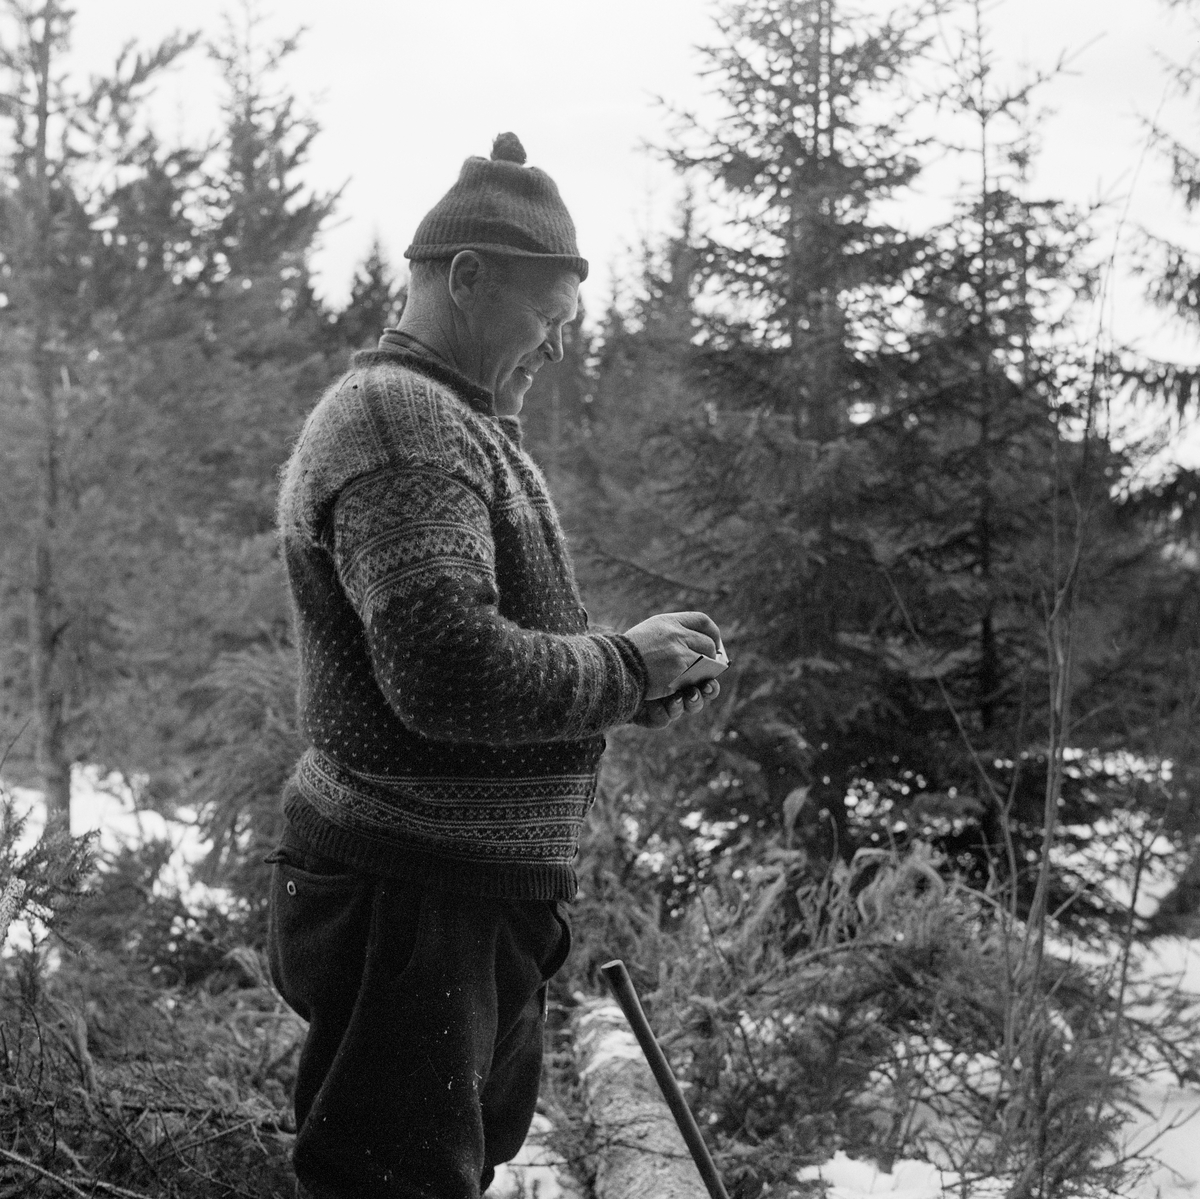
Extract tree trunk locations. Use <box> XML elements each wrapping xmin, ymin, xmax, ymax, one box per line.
<box><xmin>29</xmin><ymin>410</ymin><xmax>70</xmax><ymax>825</ymax></box>
<box><xmin>573</xmin><ymin>997</ymin><xmax>709</xmax><ymax>1199</ymax></box>
<box><xmin>27</xmin><ymin>1</ymin><xmax>71</xmax><ymax>827</ymax></box>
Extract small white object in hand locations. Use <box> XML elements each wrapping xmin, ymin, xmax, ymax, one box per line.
<box><xmin>669</xmin><ymin>645</ymin><xmax>729</xmax><ymax>690</ymax></box>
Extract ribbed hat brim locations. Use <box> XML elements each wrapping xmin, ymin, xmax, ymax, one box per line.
<box><xmin>405</xmin><ymin>241</ymin><xmax>588</xmax><ymax>282</ymax></box>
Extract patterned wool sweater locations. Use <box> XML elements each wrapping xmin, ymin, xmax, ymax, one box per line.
<box><xmin>277</xmin><ymin>333</ymin><xmax>648</xmax><ymax>899</ymax></box>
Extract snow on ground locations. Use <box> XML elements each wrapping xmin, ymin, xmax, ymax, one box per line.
<box><xmin>1135</xmin><ymin>935</ymin><xmax>1200</xmax><ymax>996</ymax></box>
<box><xmin>797</xmin><ymin>1153</ymin><xmax>1008</xmax><ymax>1198</ymax></box>
<box><xmin>575</xmin><ymin>1000</ymin><xmax>644</xmax><ymax>1076</ymax></box>
<box><xmin>4</xmin><ymin>766</ymin><xmax>229</xmax><ymax>951</ymax></box>
<box><xmin>1128</xmin><ymin>1083</ymin><xmax>1200</xmax><ymax>1199</ymax></box>
<box><xmin>1124</xmin><ymin>937</ymin><xmax>1200</xmax><ymax>1199</ymax></box>
<box><xmin>797</xmin><ymin>938</ymin><xmax>1200</xmax><ymax>1199</ymax></box>
<box><xmin>485</xmin><ymin>1113</ymin><xmax>581</xmax><ymax>1199</ymax></box>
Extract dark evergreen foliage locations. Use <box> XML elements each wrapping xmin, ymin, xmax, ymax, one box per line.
<box><xmin>553</xmin><ymin>0</ymin><xmax>1200</xmax><ymax>942</ymax></box>
<box><xmin>0</xmin><ymin>7</ymin><xmax>344</xmax><ymax>827</ymax></box>
<box><xmin>327</xmin><ymin>237</ymin><xmax>407</xmax><ymax>352</ymax></box>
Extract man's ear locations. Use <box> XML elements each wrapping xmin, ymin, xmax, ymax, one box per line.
<box><xmin>448</xmin><ymin>251</ymin><xmax>486</xmax><ymax>313</ymax></box>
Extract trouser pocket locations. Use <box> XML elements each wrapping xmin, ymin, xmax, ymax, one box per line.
<box><xmin>545</xmin><ymin>900</ymin><xmax>572</xmax><ymax>980</ymax></box>
<box><xmin>266</xmin><ymin>848</ymin><xmax>372</xmax><ymax>1025</ymax></box>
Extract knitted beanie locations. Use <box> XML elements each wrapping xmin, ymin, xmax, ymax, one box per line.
<box><xmin>405</xmin><ymin>133</ymin><xmax>588</xmax><ymax>281</ymax></box>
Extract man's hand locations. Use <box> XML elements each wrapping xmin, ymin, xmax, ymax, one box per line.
<box><xmin>623</xmin><ymin>610</ymin><xmax>723</xmax><ymax>701</ymax></box>
<box><xmin>634</xmin><ymin>679</ymin><xmax>721</xmax><ymax>729</ymax></box>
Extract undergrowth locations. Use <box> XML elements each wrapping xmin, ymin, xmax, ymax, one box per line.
<box><xmin>559</xmin><ymin>787</ymin><xmax>1200</xmax><ymax>1199</ymax></box>
<box><xmin>0</xmin><ymin>782</ymin><xmax>302</xmax><ymax>1199</ymax></box>
<box><xmin>1</xmin><ymin>690</ymin><xmax>1195</xmax><ymax>1198</ymax></box>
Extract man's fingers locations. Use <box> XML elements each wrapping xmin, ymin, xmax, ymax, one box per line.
<box><xmin>672</xmin><ymin>611</ymin><xmax>722</xmax><ymax>658</ymax></box>
<box><xmin>681</xmin><ymin>632</ymin><xmax>718</xmax><ymax>659</ymax></box>
<box><xmin>675</xmin><ymin>610</ymin><xmax>723</xmax><ymax>647</ymax></box>
<box><xmin>638</xmin><ymin>697</ymin><xmax>684</xmax><ymax>728</ymax></box>
<box><xmin>642</xmin><ymin>703</ymin><xmax>671</xmax><ymax>728</ymax></box>
<box><xmin>649</xmin><ymin>697</ymin><xmax>683</xmax><ymax>726</ymax></box>
<box><xmin>638</xmin><ymin>681</ymin><xmax>721</xmax><ymax>729</ymax></box>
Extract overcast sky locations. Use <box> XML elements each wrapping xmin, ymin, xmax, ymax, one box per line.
<box><xmin>65</xmin><ymin>0</ymin><xmax>1196</xmax><ymax>378</ymax></box>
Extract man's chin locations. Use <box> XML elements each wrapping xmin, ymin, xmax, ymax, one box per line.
<box><xmin>496</xmin><ymin>375</ymin><xmax>532</xmax><ymax>416</ymax></box>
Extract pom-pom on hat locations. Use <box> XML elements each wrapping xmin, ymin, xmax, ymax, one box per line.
<box><xmin>405</xmin><ymin>133</ymin><xmax>588</xmax><ymax>281</ymax></box>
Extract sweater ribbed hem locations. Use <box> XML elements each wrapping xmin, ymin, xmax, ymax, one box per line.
<box><xmin>296</xmin><ymin>746</ymin><xmax>595</xmax><ymax>855</ymax></box>
<box><xmin>282</xmin><ymin>758</ymin><xmax>585</xmax><ymax>901</ymax></box>
<box><xmin>283</xmin><ymin>790</ymin><xmax>578</xmax><ymax>900</ymax></box>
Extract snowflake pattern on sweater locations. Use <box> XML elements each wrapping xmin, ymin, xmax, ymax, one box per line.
<box><xmin>276</xmin><ymin>338</ymin><xmax>648</xmax><ymax>899</ymax></box>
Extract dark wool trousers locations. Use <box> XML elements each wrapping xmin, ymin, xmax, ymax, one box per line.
<box><xmin>266</xmin><ymin>825</ymin><xmax>570</xmax><ymax>1199</ymax></box>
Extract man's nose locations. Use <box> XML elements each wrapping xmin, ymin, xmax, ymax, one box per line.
<box><xmin>543</xmin><ymin>328</ymin><xmax>564</xmax><ymax>364</ymax></box>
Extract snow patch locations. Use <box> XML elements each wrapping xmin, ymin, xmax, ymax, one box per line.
<box><xmin>3</xmin><ymin>766</ymin><xmax>231</xmax><ymax>952</ymax></box>
<box><xmin>798</xmin><ymin>940</ymin><xmax>1200</xmax><ymax>1198</ymax></box>
<box><xmin>578</xmin><ymin>1029</ymin><xmax>643</xmax><ymax>1076</ymax></box>
<box><xmin>11</xmin><ymin>766</ymin><xmax>219</xmax><ymax>901</ymax></box>
<box><xmin>1125</xmin><ymin>1083</ymin><xmax>1200</xmax><ymax>1199</ymax></box>
<box><xmin>486</xmin><ymin>1113</ymin><xmax>580</xmax><ymax>1199</ymax></box>
<box><xmin>797</xmin><ymin>1152</ymin><xmax>1008</xmax><ymax>1198</ymax></box>
<box><xmin>576</xmin><ymin>1001</ymin><xmax>644</xmax><ymax>1076</ymax></box>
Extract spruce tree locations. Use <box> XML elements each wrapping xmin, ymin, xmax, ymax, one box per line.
<box><xmin>1105</xmin><ymin>0</ymin><xmax>1200</xmax><ymax>927</ymax></box>
<box><xmin>578</xmin><ymin>0</ymin><xmax>1199</xmax><ymax>933</ymax></box>
<box><xmin>96</xmin><ymin>13</ymin><xmax>341</xmax><ymax>810</ymax></box>
<box><xmin>328</xmin><ymin>237</ymin><xmax>406</xmax><ymax>353</ymax></box>
<box><xmin>0</xmin><ymin>4</ymin><xmax>342</xmax><ymax>849</ymax></box>
<box><xmin>579</xmin><ymin>0</ymin><xmax>942</xmax><ymax>869</ymax></box>
<box><xmin>0</xmin><ymin>1</ymin><xmax>196</xmax><ymax>819</ymax></box>
<box><xmin>1136</xmin><ymin>0</ymin><xmax>1200</xmax><ymax>402</ymax></box>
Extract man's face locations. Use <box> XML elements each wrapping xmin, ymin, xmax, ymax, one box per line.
<box><xmin>470</xmin><ymin>261</ymin><xmax>580</xmax><ymax>416</ymax></box>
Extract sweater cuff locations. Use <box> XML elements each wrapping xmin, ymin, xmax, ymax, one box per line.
<box><xmin>603</xmin><ymin>632</ymin><xmax>650</xmax><ymax>719</ymax></box>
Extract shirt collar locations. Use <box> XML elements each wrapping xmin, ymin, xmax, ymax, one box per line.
<box><xmin>352</xmin><ymin>328</ymin><xmax>497</xmax><ymax>417</ymax></box>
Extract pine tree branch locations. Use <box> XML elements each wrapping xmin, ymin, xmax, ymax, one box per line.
<box><xmin>589</xmin><ymin>547</ymin><xmax>727</xmax><ymax>599</ymax></box>
<box><xmin>0</xmin><ymin>719</ymin><xmax>32</xmax><ymax>772</ymax></box>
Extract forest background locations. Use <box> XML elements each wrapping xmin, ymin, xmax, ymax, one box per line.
<box><xmin>0</xmin><ymin>0</ymin><xmax>1199</xmax><ymax>1197</ymax></box>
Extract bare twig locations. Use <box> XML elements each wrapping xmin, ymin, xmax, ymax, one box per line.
<box><xmin>0</xmin><ymin>720</ymin><xmax>32</xmax><ymax>774</ymax></box>
<box><xmin>0</xmin><ymin>1145</ymin><xmax>90</xmax><ymax>1198</ymax></box>
<box><xmin>588</xmin><ymin>547</ymin><xmax>726</xmax><ymax>599</ymax></box>
<box><xmin>174</xmin><ymin>1116</ymin><xmax>259</xmax><ymax>1154</ymax></box>
<box><xmin>688</xmin><ymin>861</ymin><xmax>765</xmax><ymax>1091</ymax></box>
<box><xmin>1102</xmin><ymin>817</ymin><xmax>1165</xmax><ymax>1087</ymax></box>
<box><xmin>74</xmin><ymin>1178</ymin><xmax>155</xmax><ymax>1199</ymax></box>
<box><xmin>882</xmin><ymin>571</ymin><xmax>1004</xmax><ymax>813</ymax></box>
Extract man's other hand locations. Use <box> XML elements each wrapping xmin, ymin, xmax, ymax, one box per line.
<box><xmin>633</xmin><ymin>679</ymin><xmax>721</xmax><ymax>729</ymax></box>
<box><xmin>624</xmin><ymin>610</ymin><xmax>723</xmax><ymax>701</ymax></box>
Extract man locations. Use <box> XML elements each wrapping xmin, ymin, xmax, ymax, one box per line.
<box><xmin>268</xmin><ymin>132</ymin><xmax>722</xmax><ymax>1199</ymax></box>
